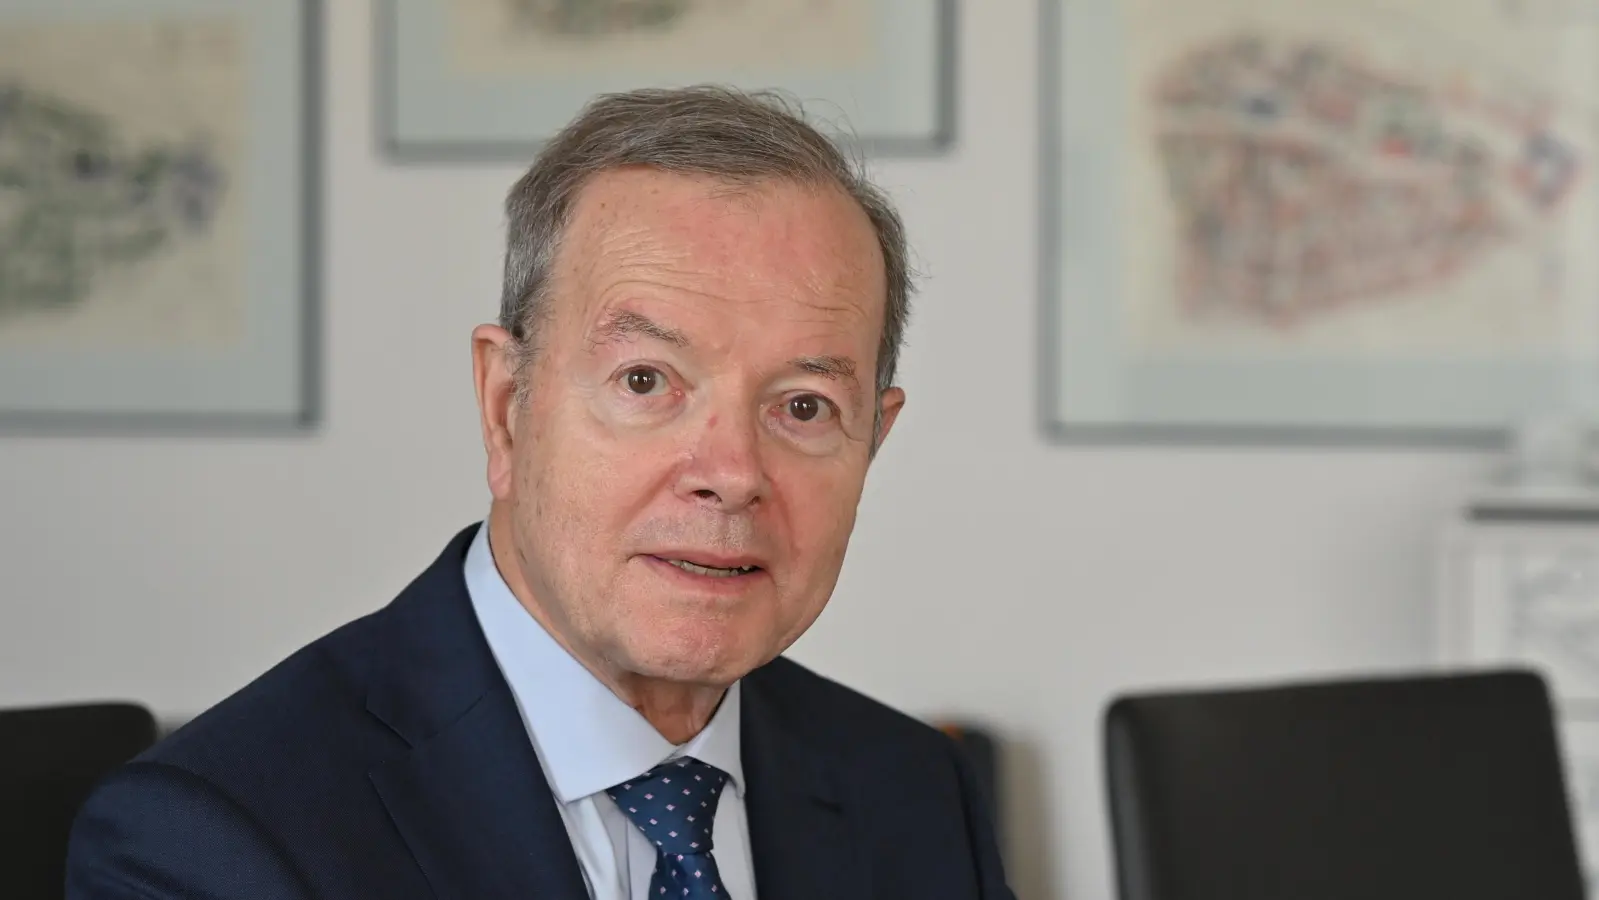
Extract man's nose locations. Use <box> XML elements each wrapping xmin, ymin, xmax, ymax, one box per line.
<box><xmin>676</xmin><ymin>406</ymin><xmax>769</xmax><ymax>512</ymax></box>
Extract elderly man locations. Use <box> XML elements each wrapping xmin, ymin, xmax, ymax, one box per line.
<box><xmin>66</xmin><ymin>87</ymin><xmax>1014</xmax><ymax>899</ymax></box>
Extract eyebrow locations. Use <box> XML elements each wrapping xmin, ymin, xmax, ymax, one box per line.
<box><xmin>591</xmin><ymin>309</ymin><xmax>689</xmax><ymax>348</ymax></box>
<box><xmin>792</xmin><ymin>354</ymin><xmax>863</xmax><ymax>403</ymax></box>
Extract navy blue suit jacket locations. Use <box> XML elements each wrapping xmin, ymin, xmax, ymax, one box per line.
<box><xmin>66</xmin><ymin>525</ymin><xmax>1015</xmax><ymax>899</ymax></box>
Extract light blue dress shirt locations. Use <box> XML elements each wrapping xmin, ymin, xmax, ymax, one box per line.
<box><xmin>463</xmin><ymin>521</ymin><xmax>759</xmax><ymax>900</ymax></box>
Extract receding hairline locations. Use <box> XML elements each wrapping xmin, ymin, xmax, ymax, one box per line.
<box><xmin>539</xmin><ymin>164</ymin><xmax>891</xmax><ymax>314</ymax></box>
<box><xmin>559</xmin><ymin>163</ymin><xmax>878</xmax><ymax>230</ymax></box>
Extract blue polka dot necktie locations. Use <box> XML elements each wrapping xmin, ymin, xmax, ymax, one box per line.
<box><xmin>607</xmin><ymin>756</ymin><xmax>733</xmax><ymax>898</ymax></box>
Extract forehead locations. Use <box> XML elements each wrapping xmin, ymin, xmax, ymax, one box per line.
<box><xmin>554</xmin><ymin>167</ymin><xmax>888</xmax><ymax>334</ymax></box>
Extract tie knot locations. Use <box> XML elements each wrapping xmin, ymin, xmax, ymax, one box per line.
<box><xmin>607</xmin><ymin>756</ymin><xmax>730</xmax><ymax>857</ymax></box>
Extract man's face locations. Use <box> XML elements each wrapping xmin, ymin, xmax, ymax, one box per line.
<box><xmin>477</xmin><ymin>168</ymin><xmax>905</xmax><ymax>688</ymax></box>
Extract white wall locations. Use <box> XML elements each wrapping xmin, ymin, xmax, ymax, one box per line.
<box><xmin>0</xmin><ymin>2</ymin><xmax>1497</xmax><ymax>898</ymax></box>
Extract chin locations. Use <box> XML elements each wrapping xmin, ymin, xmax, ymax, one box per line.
<box><xmin>620</xmin><ymin>625</ymin><xmax>767</xmax><ymax>687</ymax></box>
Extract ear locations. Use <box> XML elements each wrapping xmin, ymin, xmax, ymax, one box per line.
<box><xmin>871</xmin><ymin>386</ymin><xmax>907</xmax><ymax>455</ymax></box>
<box><xmin>472</xmin><ymin>324</ymin><xmax>521</xmax><ymax>500</ymax></box>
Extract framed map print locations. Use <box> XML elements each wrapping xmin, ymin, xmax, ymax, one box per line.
<box><xmin>0</xmin><ymin>0</ymin><xmax>320</xmax><ymax>430</ymax></box>
<box><xmin>379</xmin><ymin>0</ymin><xmax>955</xmax><ymax>160</ymax></box>
<box><xmin>1041</xmin><ymin>0</ymin><xmax>1599</xmax><ymax>445</ymax></box>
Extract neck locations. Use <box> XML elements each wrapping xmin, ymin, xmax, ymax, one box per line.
<box><xmin>611</xmin><ymin>676</ymin><xmax>728</xmax><ymax>746</ymax></box>
<box><xmin>484</xmin><ymin>505</ymin><xmax>727</xmax><ymax>745</ymax></box>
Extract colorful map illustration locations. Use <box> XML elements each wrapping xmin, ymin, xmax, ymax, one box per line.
<box><xmin>1122</xmin><ymin>0</ymin><xmax>1599</xmax><ymax>356</ymax></box>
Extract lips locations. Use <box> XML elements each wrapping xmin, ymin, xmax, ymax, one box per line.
<box><xmin>661</xmin><ymin>558</ymin><xmax>758</xmax><ymax>578</ymax></box>
<box><xmin>647</xmin><ymin>554</ymin><xmax>763</xmax><ymax>579</ymax></box>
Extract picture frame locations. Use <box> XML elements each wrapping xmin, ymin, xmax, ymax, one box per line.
<box><xmin>377</xmin><ymin>0</ymin><xmax>956</xmax><ymax>161</ymax></box>
<box><xmin>0</xmin><ymin>0</ymin><xmax>321</xmax><ymax>432</ymax></box>
<box><xmin>1039</xmin><ymin>0</ymin><xmax>1599</xmax><ymax>447</ymax></box>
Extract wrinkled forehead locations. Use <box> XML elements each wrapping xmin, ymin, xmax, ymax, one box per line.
<box><xmin>552</xmin><ymin>167</ymin><xmax>889</xmax><ymax>331</ymax></box>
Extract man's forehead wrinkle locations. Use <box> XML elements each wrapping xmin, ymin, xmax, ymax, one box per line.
<box><xmin>579</xmin><ymin>268</ymin><xmax>875</xmax><ymax>352</ymax></box>
<box><xmin>562</xmin><ymin>225</ymin><xmax>697</xmax><ymax>320</ymax></box>
<box><xmin>591</xmin><ymin>276</ymin><xmax>754</xmax><ymax>323</ymax></box>
<box><xmin>586</xmin><ymin>225</ymin><xmax>693</xmax><ymax>277</ymax></box>
<box><xmin>789</xmin><ymin>292</ymin><xmax>871</xmax><ymax>318</ymax></box>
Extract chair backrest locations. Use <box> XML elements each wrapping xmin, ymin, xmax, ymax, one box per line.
<box><xmin>0</xmin><ymin>702</ymin><xmax>159</xmax><ymax>900</ymax></box>
<box><xmin>1104</xmin><ymin>669</ymin><xmax>1586</xmax><ymax>900</ymax></box>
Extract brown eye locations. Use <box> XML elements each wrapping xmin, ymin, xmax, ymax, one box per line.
<box><xmin>625</xmin><ymin>368</ymin><xmax>662</xmax><ymax>394</ymax></box>
<box><xmin>788</xmin><ymin>395</ymin><xmax>823</xmax><ymax>422</ymax></box>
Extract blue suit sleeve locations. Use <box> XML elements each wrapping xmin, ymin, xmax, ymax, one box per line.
<box><xmin>65</xmin><ymin>762</ymin><xmax>314</xmax><ymax>899</ymax></box>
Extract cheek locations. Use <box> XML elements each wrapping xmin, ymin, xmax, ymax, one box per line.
<box><xmin>524</xmin><ymin>443</ymin><xmax>623</xmax><ymax>545</ymax></box>
<box><xmin>518</xmin><ymin>412</ymin><xmax>674</xmax><ymax>581</ymax></box>
<box><xmin>774</xmin><ymin>469</ymin><xmax>863</xmax><ymax>588</ymax></box>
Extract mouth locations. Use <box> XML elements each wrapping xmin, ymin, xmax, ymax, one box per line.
<box><xmin>647</xmin><ymin>555</ymin><xmax>763</xmax><ymax>579</ymax></box>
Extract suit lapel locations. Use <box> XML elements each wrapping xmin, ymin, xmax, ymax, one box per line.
<box><xmin>361</xmin><ymin>525</ymin><xmax>588</xmax><ymax>899</ymax></box>
<box><xmin>740</xmin><ymin>671</ymin><xmax>874</xmax><ymax>900</ymax></box>
<box><xmin>368</xmin><ymin>684</ymin><xmax>588</xmax><ymax>899</ymax></box>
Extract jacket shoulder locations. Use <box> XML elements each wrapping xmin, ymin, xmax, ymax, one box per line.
<box><xmin>745</xmin><ymin>656</ymin><xmax>1016</xmax><ymax>896</ymax></box>
<box><xmin>745</xmin><ymin>655</ymin><xmax>955</xmax><ymax>754</ymax></box>
<box><xmin>144</xmin><ymin>524</ymin><xmax>483</xmax><ymax>779</ymax></box>
<box><xmin>138</xmin><ymin>603</ymin><xmax>396</xmax><ymax>786</ymax></box>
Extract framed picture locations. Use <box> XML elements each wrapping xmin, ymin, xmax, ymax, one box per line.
<box><xmin>0</xmin><ymin>0</ymin><xmax>320</xmax><ymax>431</ymax></box>
<box><xmin>1040</xmin><ymin>0</ymin><xmax>1599</xmax><ymax>446</ymax></box>
<box><xmin>378</xmin><ymin>0</ymin><xmax>955</xmax><ymax>160</ymax></box>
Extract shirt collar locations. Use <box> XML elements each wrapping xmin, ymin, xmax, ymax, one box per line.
<box><xmin>463</xmin><ymin>520</ymin><xmax>745</xmax><ymax>804</ymax></box>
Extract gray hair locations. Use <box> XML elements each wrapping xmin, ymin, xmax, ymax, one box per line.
<box><xmin>497</xmin><ymin>85</ymin><xmax>914</xmax><ymax>446</ymax></box>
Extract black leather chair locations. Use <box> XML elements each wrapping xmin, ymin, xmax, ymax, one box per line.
<box><xmin>1</xmin><ymin>702</ymin><xmax>159</xmax><ymax>900</ymax></box>
<box><xmin>1104</xmin><ymin>669</ymin><xmax>1586</xmax><ymax>900</ymax></box>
